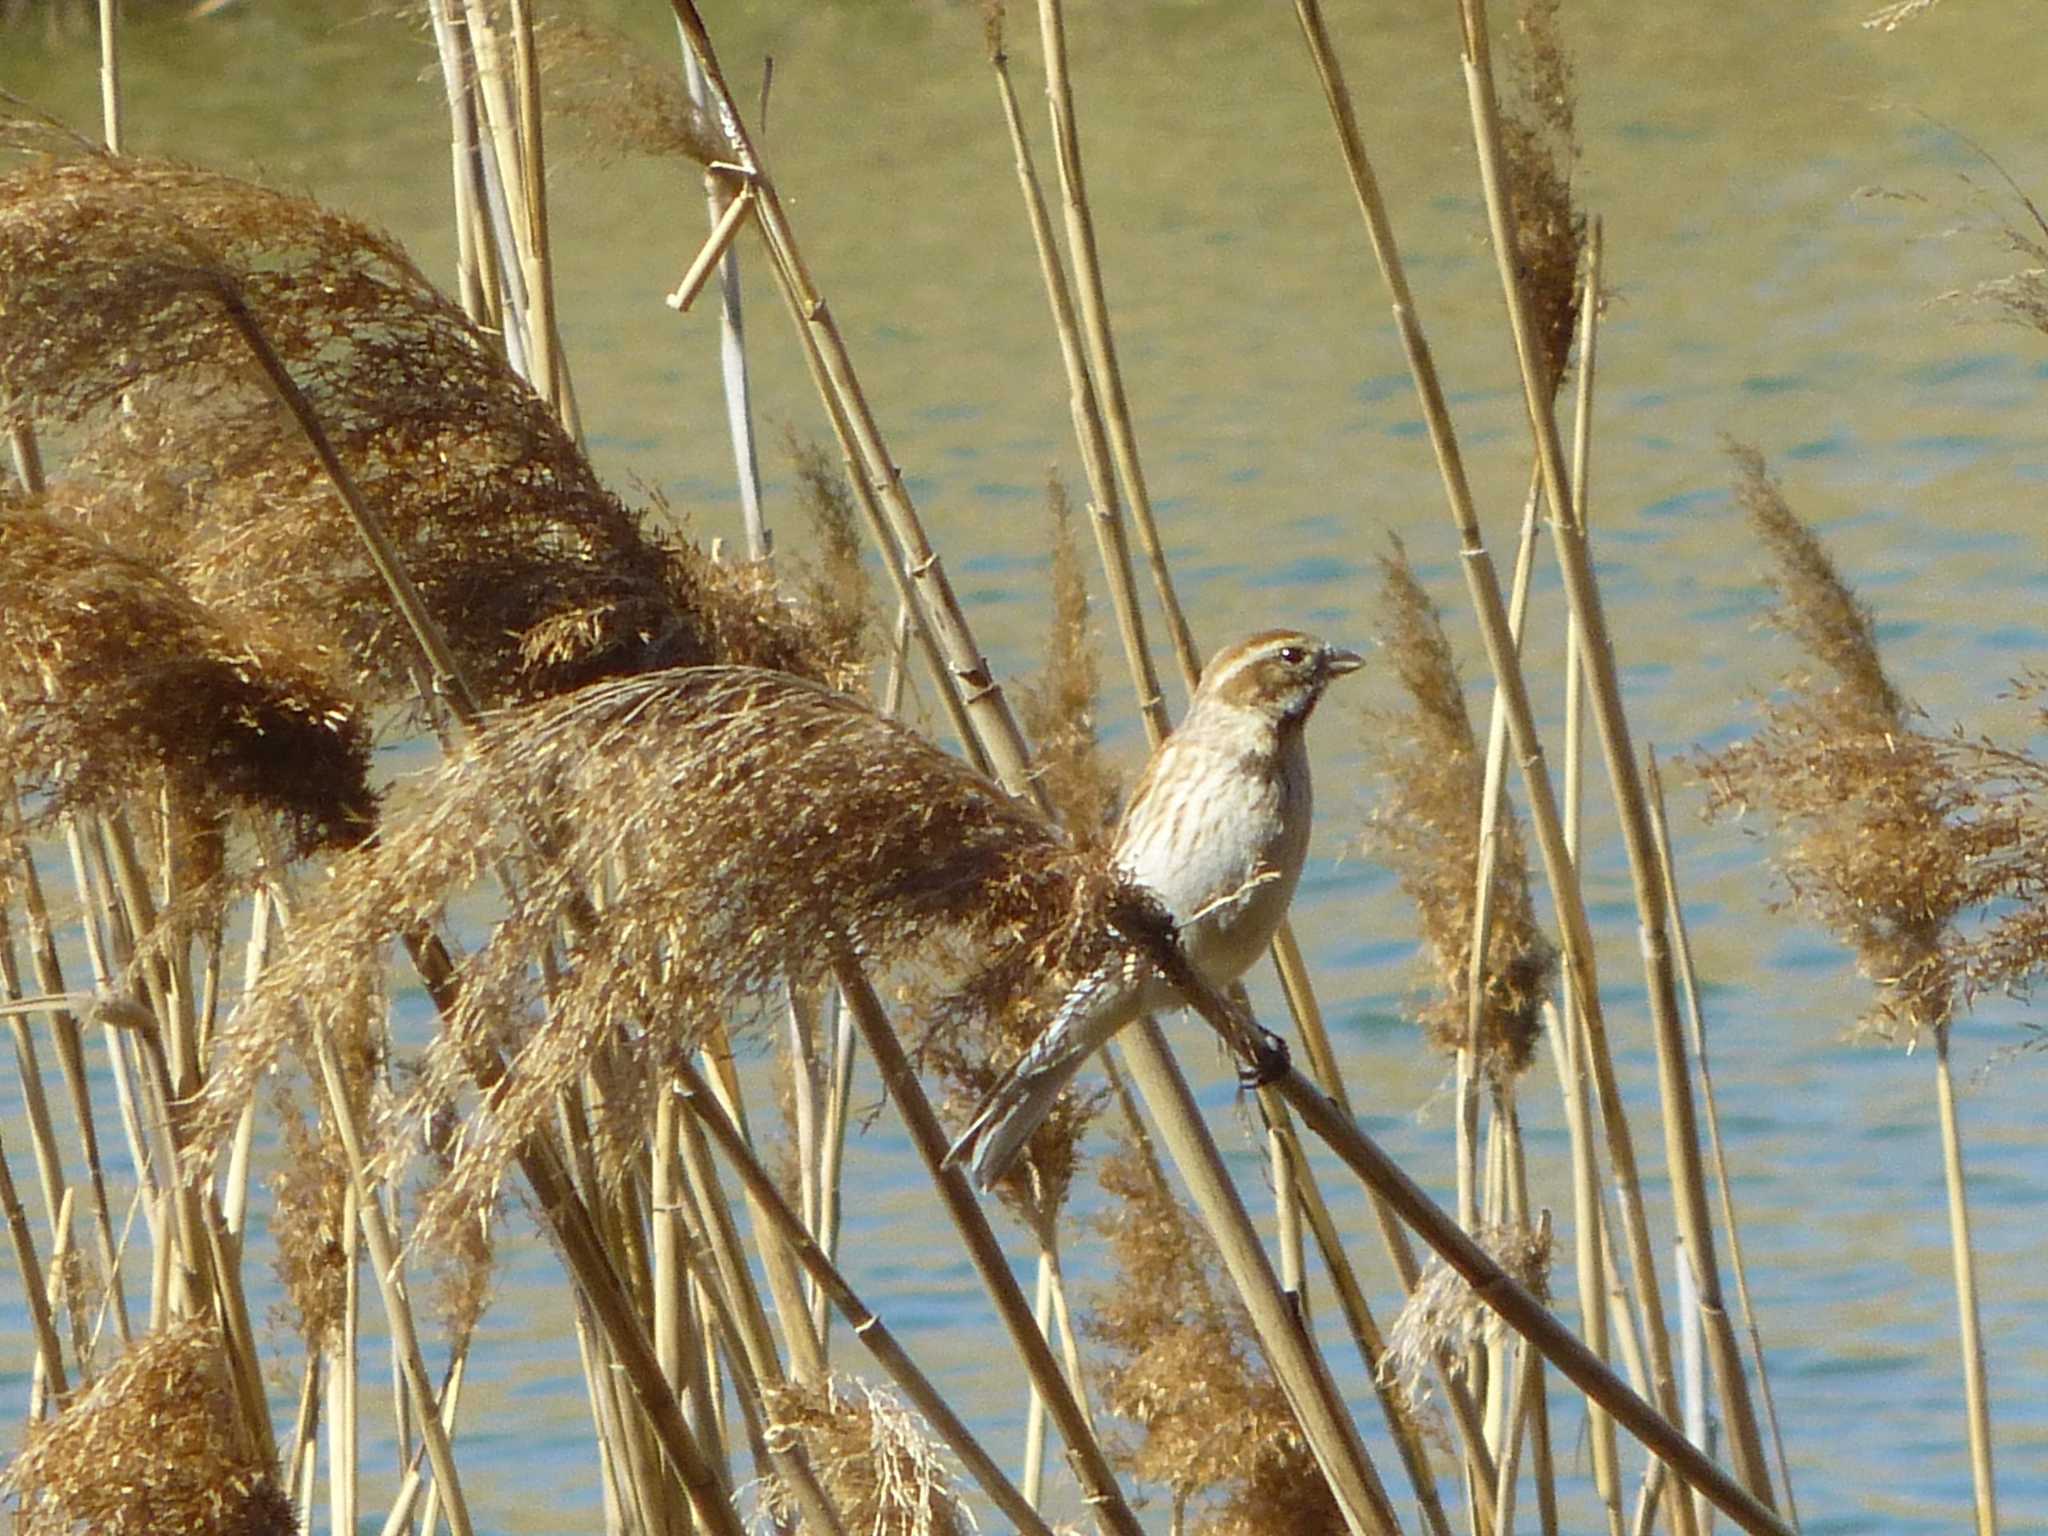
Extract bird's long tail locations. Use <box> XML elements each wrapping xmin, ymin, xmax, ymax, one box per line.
<box><xmin>943</xmin><ymin>958</ymin><xmax>1143</xmax><ymax>1192</ymax></box>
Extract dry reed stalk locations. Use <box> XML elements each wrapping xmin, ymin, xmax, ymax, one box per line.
<box><xmin>836</xmin><ymin>960</ymin><xmax>1147</xmax><ymax>1536</ymax></box>
<box><xmin>1028</xmin><ymin>0</ymin><xmax>1203</xmax><ymax>692</ymax></box>
<box><xmin>1645</xmin><ymin>752</ymin><xmax>1800</xmax><ymax>1528</ymax></box>
<box><xmin>95</xmin><ymin>0</ymin><xmax>119</xmax><ymax>151</ymax></box>
<box><xmin>1290</xmin><ymin>9</ymin><xmax>1716</xmax><ymax>1529</ymax></box>
<box><xmin>1269</xmin><ymin>1061</ymin><xmax>1792</xmax><ymax>1536</ymax></box>
<box><xmin>1265</xmin><ymin>1114</ymin><xmax>1456</xmax><ymax>1536</ymax></box>
<box><xmin>1113</xmin><ymin>1020</ymin><xmax>1400</xmax><ymax>1536</ymax></box>
<box><xmin>678</xmin><ymin>1059</ymin><xmax>1059</xmax><ymax>1536</ymax></box>
<box><xmin>1453</xmin><ymin>2</ymin><xmax>1775</xmax><ymax>1511</ymax></box>
<box><xmin>669</xmin><ymin>0</ymin><xmax>1049</xmax><ymax>812</ymax></box>
<box><xmin>309</xmin><ymin>1026</ymin><xmax>477</xmax><ymax>1536</ymax></box>
<box><xmin>984</xmin><ymin>4</ymin><xmax>1167</xmax><ymax>743</ymax></box>
<box><xmin>0</xmin><ymin>1120</ymin><xmax>68</xmax><ymax>1405</ymax></box>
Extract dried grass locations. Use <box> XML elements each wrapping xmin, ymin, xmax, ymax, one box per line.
<box><xmin>1086</xmin><ymin>1138</ymin><xmax>1343</xmax><ymax>1533</ymax></box>
<box><xmin>1697</xmin><ymin>446</ymin><xmax>1995</xmax><ymax>1038</ymax></box>
<box><xmin>0</xmin><ymin>145</ymin><xmax>857</xmax><ymax>714</ymax></box>
<box><xmin>194</xmin><ymin>665</ymin><xmax>1128</xmax><ymax>1240</ymax></box>
<box><xmin>1380</xmin><ymin>1221</ymin><xmax>1551</xmax><ymax>1427</ymax></box>
<box><xmin>763</xmin><ymin>1376</ymin><xmax>972</xmax><ymax>1536</ymax></box>
<box><xmin>1501</xmin><ymin>0</ymin><xmax>1585</xmax><ymax>393</ymax></box>
<box><xmin>4</xmin><ymin>1319</ymin><xmax>294</xmax><ymax>1536</ymax></box>
<box><xmin>1361</xmin><ymin>540</ymin><xmax>1555</xmax><ymax>1080</ymax></box>
<box><xmin>0</xmin><ymin>500</ymin><xmax>375</xmax><ymax>855</ymax></box>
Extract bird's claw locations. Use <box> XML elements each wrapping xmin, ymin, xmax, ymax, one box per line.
<box><xmin>1237</xmin><ymin>1027</ymin><xmax>1290</xmax><ymax>1088</ymax></box>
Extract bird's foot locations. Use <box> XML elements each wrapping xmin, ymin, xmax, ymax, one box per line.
<box><xmin>1237</xmin><ymin>1026</ymin><xmax>1290</xmax><ymax>1088</ymax></box>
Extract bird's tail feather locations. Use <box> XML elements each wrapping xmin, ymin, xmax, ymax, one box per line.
<box><xmin>943</xmin><ymin>957</ymin><xmax>1145</xmax><ymax>1192</ymax></box>
<box><xmin>945</xmin><ymin>1049</ymin><xmax>1095</xmax><ymax>1192</ymax></box>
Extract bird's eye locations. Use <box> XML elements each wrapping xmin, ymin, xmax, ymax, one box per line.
<box><xmin>1277</xmin><ymin>644</ymin><xmax>1306</xmax><ymax>666</ymax></box>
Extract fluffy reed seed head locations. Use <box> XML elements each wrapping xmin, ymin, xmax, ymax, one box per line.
<box><xmin>1699</xmin><ymin>445</ymin><xmax>1980</xmax><ymax>1039</ymax></box>
<box><xmin>541</xmin><ymin>15</ymin><xmax>732</xmax><ymax>167</ymax></box>
<box><xmin>786</xmin><ymin>429</ymin><xmax>879</xmax><ymax>685</ymax></box>
<box><xmin>763</xmin><ymin>1376</ymin><xmax>972</xmax><ymax>1536</ymax></box>
<box><xmin>4</xmin><ymin>1319</ymin><xmax>294</xmax><ymax>1536</ymax></box>
<box><xmin>1361</xmin><ymin>541</ymin><xmax>1555</xmax><ymax>1081</ymax></box>
<box><xmin>0</xmin><ymin>144</ymin><xmax>853</xmax><ymax>712</ymax></box>
<box><xmin>1502</xmin><ymin>0</ymin><xmax>1586</xmax><ymax>394</ymax></box>
<box><xmin>1086</xmin><ymin>1138</ymin><xmax>1343</xmax><ymax>1532</ymax></box>
<box><xmin>0</xmin><ymin>500</ymin><xmax>375</xmax><ymax>855</ymax></box>
<box><xmin>1380</xmin><ymin>1221</ymin><xmax>1552</xmax><ymax>1432</ymax></box>
<box><xmin>193</xmin><ymin>665</ymin><xmax>1127</xmax><ymax>1238</ymax></box>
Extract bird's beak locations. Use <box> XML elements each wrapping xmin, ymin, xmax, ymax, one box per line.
<box><xmin>1322</xmin><ymin>645</ymin><xmax>1366</xmax><ymax>678</ymax></box>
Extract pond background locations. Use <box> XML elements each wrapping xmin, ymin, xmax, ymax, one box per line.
<box><xmin>7</xmin><ymin>2</ymin><xmax>2048</xmax><ymax>1530</ymax></box>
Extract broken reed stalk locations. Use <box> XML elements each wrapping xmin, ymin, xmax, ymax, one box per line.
<box><xmin>1644</xmin><ymin>752</ymin><xmax>1802</xmax><ymax>1529</ymax></box>
<box><xmin>1453</xmin><ymin>0</ymin><xmax>1775</xmax><ymax>1511</ymax></box>
<box><xmin>677</xmin><ymin>43</ymin><xmax>768</xmax><ymax>558</ymax></box>
<box><xmin>1290</xmin><ymin>6</ymin><xmax>1706</xmax><ymax>1527</ymax></box>
<box><xmin>674</xmin><ymin>1058</ymin><xmax>1060</xmax><ymax>1536</ymax></box>
<box><xmin>831</xmin><ymin>958</ymin><xmax>1150</xmax><ymax>1536</ymax></box>
<box><xmin>670</xmin><ymin>0</ymin><xmax>1048</xmax><ymax>814</ymax></box>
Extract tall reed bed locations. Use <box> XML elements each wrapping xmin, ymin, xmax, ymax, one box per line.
<box><xmin>1</xmin><ymin>4</ymin><xmax>2042</xmax><ymax>1535</ymax></box>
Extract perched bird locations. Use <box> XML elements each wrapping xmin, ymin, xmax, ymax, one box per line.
<box><xmin>946</xmin><ymin>628</ymin><xmax>1364</xmax><ymax>1191</ymax></box>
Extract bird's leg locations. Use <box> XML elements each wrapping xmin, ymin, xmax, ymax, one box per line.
<box><xmin>1238</xmin><ymin>1024</ymin><xmax>1291</xmax><ymax>1088</ymax></box>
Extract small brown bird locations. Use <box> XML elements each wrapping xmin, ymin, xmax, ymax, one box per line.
<box><xmin>946</xmin><ymin>628</ymin><xmax>1364</xmax><ymax>1190</ymax></box>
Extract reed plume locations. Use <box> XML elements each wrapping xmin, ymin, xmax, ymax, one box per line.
<box><xmin>1501</xmin><ymin>0</ymin><xmax>1585</xmax><ymax>394</ymax></box>
<box><xmin>1698</xmin><ymin>445</ymin><xmax>1989</xmax><ymax>1039</ymax></box>
<box><xmin>1085</xmin><ymin>1136</ymin><xmax>1344</xmax><ymax>1534</ymax></box>
<box><xmin>195</xmin><ymin>665</ymin><xmax>1128</xmax><ymax>1238</ymax></box>
<box><xmin>763</xmin><ymin>1376</ymin><xmax>972</xmax><ymax>1536</ymax></box>
<box><xmin>1361</xmin><ymin>540</ymin><xmax>1554</xmax><ymax>1081</ymax></box>
<box><xmin>1381</xmin><ymin>1221</ymin><xmax>1552</xmax><ymax>1421</ymax></box>
<box><xmin>0</xmin><ymin>501</ymin><xmax>375</xmax><ymax>856</ymax></box>
<box><xmin>3</xmin><ymin>1319</ymin><xmax>294</xmax><ymax>1536</ymax></box>
<box><xmin>0</xmin><ymin>143</ymin><xmax>855</xmax><ymax>714</ymax></box>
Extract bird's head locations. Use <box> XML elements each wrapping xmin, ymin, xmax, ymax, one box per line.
<box><xmin>1195</xmin><ymin>629</ymin><xmax>1365</xmax><ymax>727</ymax></box>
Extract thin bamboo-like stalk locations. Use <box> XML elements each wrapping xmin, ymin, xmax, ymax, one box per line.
<box><xmin>1642</xmin><ymin>753</ymin><xmax>1799</xmax><ymax>1530</ymax></box>
<box><xmin>96</xmin><ymin>0</ymin><xmax>121</xmax><ymax>152</ymax></box>
<box><xmin>0</xmin><ymin>1119</ymin><xmax>68</xmax><ymax>1407</ymax></box>
<box><xmin>1270</xmin><ymin>1113</ymin><xmax>1457</xmax><ymax>1536</ymax></box>
<box><xmin>1</xmin><ymin>929</ymin><xmax>70</xmax><ymax>1242</ymax></box>
<box><xmin>677</xmin><ymin>1059</ymin><xmax>1062</xmax><ymax>1536</ymax></box>
<box><xmin>1452</xmin><ymin>3</ymin><xmax>1775</xmax><ymax>1512</ymax></box>
<box><xmin>405</xmin><ymin>934</ymin><xmax>748</xmax><ymax>1536</ymax></box>
<box><xmin>692</xmin><ymin>1027</ymin><xmax>829</xmax><ymax>1387</ymax></box>
<box><xmin>1021</xmin><ymin>1251</ymin><xmax>1053</xmax><ymax>1506</ymax></box>
<box><xmin>1934</xmin><ymin>1021</ymin><xmax>1997</xmax><ymax>1536</ymax></box>
<box><xmin>986</xmin><ymin>26</ymin><xmax>1165</xmax><ymax>741</ymax></box>
<box><xmin>831</xmin><ymin>957</ymin><xmax>1146</xmax><ymax>1536</ymax></box>
<box><xmin>1116</xmin><ymin>1021</ymin><xmax>1402</xmax><ymax>1536</ymax></box>
<box><xmin>506</xmin><ymin>0</ymin><xmax>573</xmax><ymax>429</ymax></box>
<box><xmin>1271</xmin><ymin>1058</ymin><xmax>1790</xmax><ymax>1536</ymax></box>
<box><xmin>1290</xmin><ymin>9</ymin><xmax>1706</xmax><ymax>1528</ymax></box>
<box><xmin>670</xmin><ymin>0</ymin><xmax>1047</xmax><ymax>814</ymax></box>
<box><xmin>679</xmin><ymin>39</ymin><xmax>769</xmax><ymax>561</ymax></box>
<box><xmin>1031</xmin><ymin>0</ymin><xmax>1202</xmax><ymax>690</ymax></box>
<box><xmin>313</xmin><ymin>1029</ymin><xmax>477</xmax><ymax>1536</ymax></box>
